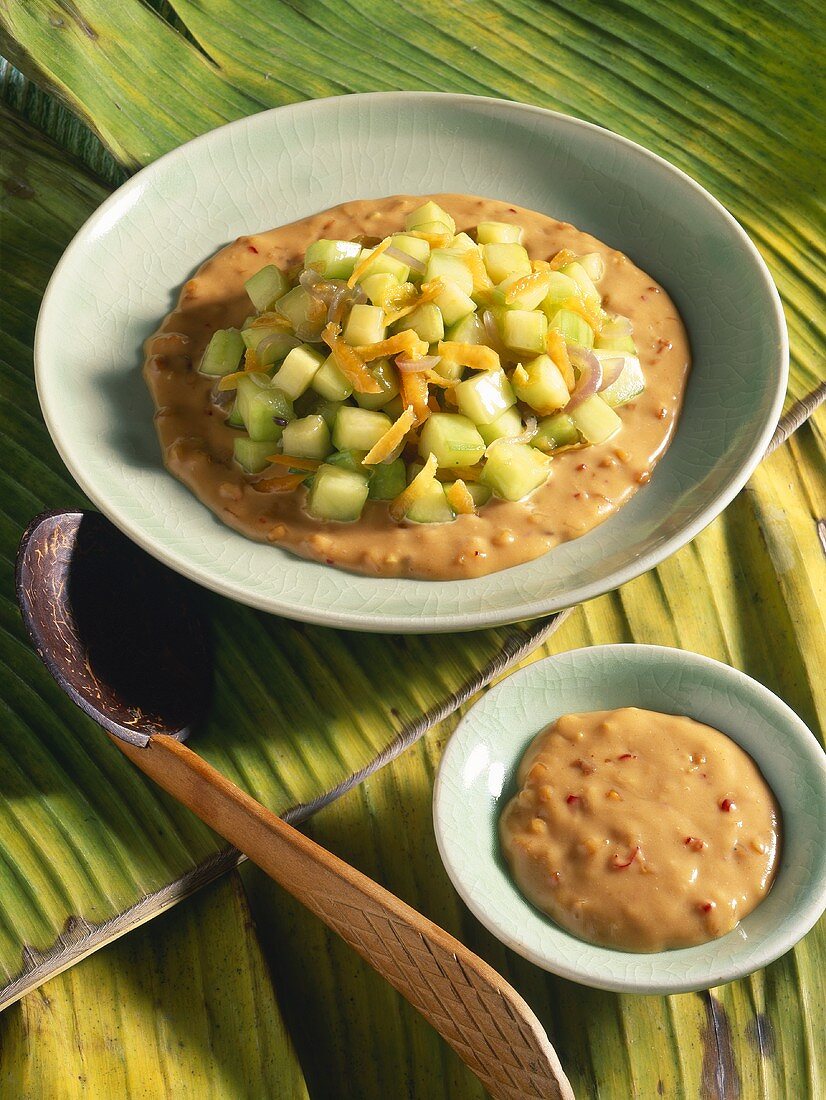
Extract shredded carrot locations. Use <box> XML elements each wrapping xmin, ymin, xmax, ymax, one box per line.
<box><xmin>389</xmin><ymin>453</ymin><xmax>437</xmax><ymax>521</ymax></box>
<box><xmin>217</xmin><ymin>367</ymin><xmax>268</xmax><ymax>391</ymax></box>
<box><xmin>550</xmin><ymin>248</ymin><xmax>577</xmax><ymax>271</ymax></box>
<box><xmin>554</xmin><ymin>295</ymin><xmax>604</xmax><ymax>333</ymax></box>
<box><xmin>265</xmin><ymin>454</ymin><xmax>321</xmax><ymax>471</ymax></box>
<box><xmin>427</xmin><ymin>395</ymin><xmax>441</xmax><ymax>413</ymax></box>
<box><xmin>545</xmin><ymin>330</ymin><xmax>576</xmax><ymax>391</ymax></box>
<box><xmin>504</xmin><ymin>269</ymin><xmax>552</xmax><ymax>305</ymax></box>
<box><xmin>406</xmin><ymin>228</ymin><xmax>453</xmax><ymax>248</ymax></box>
<box><xmin>399</xmin><ymin>369</ymin><xmax>431</xmax><ymax>425</ymax></box>
<box><xmin>444</xmin><ymin>479</ymin><xmax>476</xmax><ymax>515</ymax></box>
<box><xmin>383</xmin><ymin>278</ymin><xmax>445</xmax><ymax>325</ymax></box>
<box><xmin>354</xmin><ymin>330</ymin><xmax>429</xmax><ymax>364</ymax></box>
<box><xmin>244</xmin><ymin>348</ymin><xmax>259</xmax><ymax>372</ymax></box>
<box><xmin>424</xmin><ymin>370</ymin><xmax>457</xmax><ymax>388</ymax></box>
<box><xmin>252</xmin><ymin>472</ymin><xmax>309</xmax><ymax>494</ymax></box>
<box><xmin>347</xmin><ymin>237</ymin><xmax>392</xmax><ymax>288</ymax></box>
<box><xmin>248</xmin><ymin>311</ymin><xmax>291</xmax><ymax>329</ymax></box>
<box><xmin>530</xmin><ymin>259</ymin><xmax>552</xmax><ymax>273</ymax></box>
<box><xmin>321</xmin><ymin>323</ymin><xmax>383</xmax><ymax>393</ymax></box>
<box><xmin>437</xmin><ymin>341</ymin><xmax>500</xmax><ymax>372</ymax></box>
<box><xmin>461</xmin><ymin>249</ymin><xmax>494</xmax><ymax>294</ymax></box>
<box><xmin>363</xmin><ymin>406</ymin><xmax>417</xmax><ymax>465</ymax></box>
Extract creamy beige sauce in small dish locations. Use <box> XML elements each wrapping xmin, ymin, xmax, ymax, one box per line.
<box><xmin>144</xmin><ymin>195</ymin><xmax>690</xmax><ymax>580</ymax></box>
<box><xmin>499</xmin><ymin>708</ymin><xmax>780</xmax><ymax>952</ymax></box>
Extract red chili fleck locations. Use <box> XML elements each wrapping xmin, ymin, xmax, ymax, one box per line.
<box><xmin>720</xmin><ymin>798</ymin><xmax>735</xmax><ymax>812</ymax></box>
<box><xmin>699</xmin><ymin>901</ymin><xmax>715</xmax><ymax>913</ymax></box>
<box><xmin>566</xmin><ymin>794</ymin><xmax>580</xmax><ymax>805</ymax></box>
<box><xmin>576</xmin><ymin>463</ymin><xmax>588</xmax><ymax>471</ymax></box>
<box><xmin>248</xmin><ymin>244</ymin><xmax>259</xmax><ymax>253</ymax></box>
<box><xmin>612</xmin><ymin>846</ymin><xmax>640</xmax><ymax>869</ymax></box>
<box><xmin>684</xmin><ymin>836</ymin><xmax>705</xmax><ymax>851</ymax></box>
<box><xmin>617</xmin><ymin>753</ymin><xmax>636</xmax><ymax>761</ymax></box>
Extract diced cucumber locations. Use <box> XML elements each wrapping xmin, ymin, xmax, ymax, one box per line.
<box><xmin>481</xmin><ymin>243</ymin><xmax>531</xmax><ymax>283</ymax></box>
<box><xmin>244</xmin><ymin>265</ymin><xmax>290</xmax><ymax>312</ymax></box>
<box><xmin>410</xmin><ymin>220</ymin><xmax>455</xmax><ymax>241</ymax></box>
<box><xmin>532</xmin><ymin>412</ymin><xmax>579</xmax><ymax>452</ymax></box>
<box><xmin>435</xmin><ymin>357</ymin><xmax>464</xmax><ymax>382</ymax></box>
<box><xmin>596</xmin><ymin>353</ymin><xmax>645</xmax><ymax>408</ymax></box>
<box><xmin>541</xmin><ymin>272</ymin><xmax>580</xmax><ymax>311</ymax></box>
<box><xmin>560</xmin><ymin>262</ymin><xmax>601</xmax><ymax>305</ymax></box>
<box><xmin>390</xmin><ymin>233</ymin><xmax>431</xmax><ymax>265</ymax></box>
<box><xmin>454</xmin><ymin>369</ymin><xmax>516</xmax><ymax>425</ymax></box>
<box><xmin>276</xmin><ymin>286</ymin><xmax>322</xmax><ymax>331</ymax></box>
<box><xmin>332</xmin><ymin>406</ymin><xmax>392</xmax><ymax>451</ymax></box>
<box><xmin>226</xmin><ymin>400</ymin><xmax>245</xmax><ymax>428</ymax></box>
<box><xmin>449</xmin><ymin>232</ymin><xmax>476</xmax><ymax>252</ymax></box>
<box><xmin>241</xmin><ymin>326</ymin><xmax>299</xmax><ymax>367</ymax></box>
<box><xmin>404</xmin><ymin>201</ymin><xmax>456</xmax><ymax>237</ymax></box>
<box><xmin>495</xmin><ymin>272</ymin><xmax>548</xmax><ymax>311</ymax></box>
<box><xmin>431</xmin><ymin>279</ymin><xmax>476</xmax><ymax>327</ymax></box>
<box><xmin>311</xmin><ymin>398</ymin><xmax>346</xmax><ymax>428</ymax></box>
<box><xmin>396</xmin><ymin>301</ymin><xmax>444</xmax><ymax>344</ymax></box>
<box><xmin>447</xmin><ymin>312</ymin><xmax>486</xmax><ymax>345</ymax></box>
<box><xmin>304</xmin><ymin>239</ymin><xmax>362</xmax><ymax>279</ymax></box>
<box><xmin>502</xmin><ymin>309</ymin><xmax>548</xmax><ymax>355</ymax></box>
<box><xmin>577</xmin><ymin>253</ymin><xmax>605</xmax><ymax>283</ymax></box>
<box><xmin>444</xmin><ymin>480</ymin><xmax>492</xmax><ymax>507</ymax></box>
<box><xmin>418</xmin><ymin>413</ymin><xmax>485</xmax><ymax>468</ymax></box>
<box><xmin>235</xmin><ymin>374</ymin><xmax>293</xmax><ymax>442</ymax></box>
<box><xmin>281</xmin><ymin>414</ymin><xmax>333</xmax><ymax>460</ymax></box>
<box><xmin>511</xmin><ymin>354</ymin><xmax>569</xmax><ymax>414</ymax></box>
<box><xmin>271</xmin><ymin>344</ymin><xmax>325</xmax><ymax>399</ymax></box>
<box><xmin>360</xmin><ymin>272</ymin><xmax>400</xmax><ymax>308</ymax></box>
<box><xmin>312</xmin><ymin>355</ymin><xmax>354</xmax><ymax>401</ymax></box>
<box><xmin>200</xmin><ymin>328</ymin><xmax>245</xmax><ymax>377</ymax></box>
<box><xmin>476</xmin><ymin>221</ymin><xmax>523</xmax><ymax>245</ymax></box>
<box><xmin>481</xmin><ymin>443</ymin><xmax>551</xmax><ymax>501</ymax></box>
<box><xmin>406</xmin><ymin>480</ymin><xmax>455</xmax><ymax>524</ymax></box>
<box><xmin>355</xmin><ymin>247</ymin><xmax>409</xmax><ymax>284</ymax></box>
<box><xmin>569</xmin><ymin>395</ymin><xmax>622</xmax><ymax>443</ymax></box>
<box><xmin>477</xmin><ymin>405</ymin><xmax>523</xmax><ymax>445</ymax></box>
<box><xmin>306</xmin><ymin>465</ymin><xmax>369</xmax><ymax>522</ymax></box>
<box><xmin>424</xmin><ymin>250</ymin><xmax>474</xmax><ymax>295</ymax></box>
<box><xmin>353</xmin><ymin>358</ymin><xmax>400</xmax><ymax>410</ymax></box>
<box><xmin>233</xmin><ymin>437</ymin><xmax>276</xmax><ymax>474</ymax></box>
<box><xmin>344</xmin><ymin>303</ymin><xmax>386</xmax><ymax>346</ymax></box>
<box><xmin>594</xmin><ymin>315</ymin><xmax>636</xmax><ymax>353</ymax></box>
<box><xmin>326</xmin><ymin>449</ymin><xmax>367</xmax><ymax>473</ymax></box>
<box><xmin>547</xmin><ymin>308</ymin><xmax>595</xmax><ymax>348</ymax></box>
<box><xmin>368</xmin><ymin>458</ymin><xmax>407</xmax><ymax>500</ymax></box>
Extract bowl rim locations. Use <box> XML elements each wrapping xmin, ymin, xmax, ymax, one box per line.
<box><xmin>432</xmin><ymin>643</ymin><xmax>826</xmax><ymax>993</ymax></box>
<box><xmin>34</xmin><ymin>92</ymin><xmax>789</xmax><ymax>632</ymax></box>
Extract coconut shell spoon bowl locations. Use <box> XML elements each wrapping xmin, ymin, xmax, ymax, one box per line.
<box><xmin>16</xmin><ymin>509</ymin><xmax>573</xmax><ymax>1100</ymax></box>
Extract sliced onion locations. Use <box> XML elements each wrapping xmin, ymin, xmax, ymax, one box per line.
<box><xmin>564</xmin><ymin>347</ymin><xmax>603</xmax><ymax>410</ymax></box>
<box><xmin>597</xmin><ymin>353</ymin><xmax>626</xmax><ymax>391</ymax></box>
<box><xmin>257</xmin><ymin>331</ymin><xmax>302</xmax><ymax>362</ymax></box>
<box><xmin>395</xmin><ymin>354</ymin><xmax>441</xmax><ymax>373</ymax></box>
<box><xmin>485</xmin><ymin>415</ymin><xmax>538</xmax><ymax>453</ymax></box>
<box><xmin>384</xmin><ymin>244</ymin><xmax>426</xmax><ymax>275</ymax></box>
<box><xmin>578</xmin><ymin>252</ymin><xmax>605</xmax><ymax>282</ymax></box>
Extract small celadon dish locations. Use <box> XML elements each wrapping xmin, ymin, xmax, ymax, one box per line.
<box><xmin>432</xmin><ymin>645</ymin><xmax>826</xmax><ymax>994</ymax></box>
<box><xmin>35</xmin><ymin>93</ymin><xmax>787</xmax><ymax>632</ymax></box>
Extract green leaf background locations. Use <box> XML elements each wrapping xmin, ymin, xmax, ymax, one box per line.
<box><xmin>0</xmin><ymin>2</ymin><xmax>823</xmax><ymax>1096</ymax></box>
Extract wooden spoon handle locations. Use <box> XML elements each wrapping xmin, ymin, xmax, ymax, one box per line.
<box><xmin>115</xmin><ymin>733</ymin><xmax>573</xmax><ymax>1100</ymax></box>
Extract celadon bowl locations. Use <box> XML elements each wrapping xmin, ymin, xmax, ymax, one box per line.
<box><xmin>433</xmin><ymin>646</ymin><xmax>826</xmax><ymax>994</ymax></box>
<box><xmin>36</xmin><ymin>93</ymin><xmax>787</xmax><ymax>632</ymax></box>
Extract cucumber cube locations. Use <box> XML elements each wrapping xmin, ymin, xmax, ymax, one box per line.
<box><xmin>226</xmin><ymin>400</ymin><xmax>244</xmax><ymax>428</ymax></box>
<box><xmin>200</xmin><ymin>328</ymin><xmax>245</xmax><ymax>376</ymax></box>
<box><xmin>332</xmin><ymin>406</ymin><xmax>392</xmax><ymax>452</ymax></box>
<box><xmin>356</xmin><ymin>247</ymin><xmax>409</xmax><ymax>284</ymax></box>
<box><xmin>495</xmin><ymin>272</ymin><xmax>549</xmax><ymax>311</ymax></box>
<box><xmin>547</xmin><ymin>308</ymin><xmax>594</xmax><ymax>348</ymax></box>
<box><xmin>234</xmin><ymin>437</ymin><xmax>276</xmax><ymax>474</ymax></box>
<box><xmin>311</xmin><ymin>399</ymin><xmax>346</xmax><ymax>428</ymax></box>
<box><xmin>577</xmin><ymin>253</ymin><xmax>605</xmax><ymax>283</ymax></box>
<box><xmin>444</xmin><ymin>480</ymin><xmax>492</xmax><ymax>507</ymax></box>
<box><xmin>481</xmin><ymin>442</ymin><xmax>551</xmax><ymax>501</ymax></box>
<box><xmin>454</xmin><ymin>369</ymin><xmax>516</xmax><ymax>425</ymax></box>
<box><xmin>404</xmin><ymin>201</ymin><xmax>456</xmax><ymax>236</ymax></box>
<box><xmin>596</xmin><ymin>353</ymin><xmax>645</xmax><ymax>408</ymax></box>
<box><xmin>405</xmin><ymin>480</ymin><xmax>455</xmax><ymax>524</ymax></box>
<box><xmin>431</xmin><ymin>279</ymin><xmax>476</xmax><ymax>327</ymax></box>
<box><xmin>569</xmin><ymin>395</ymin><xmax>622</xmax><ymax>444</ymax></box>
<box><xmin>595</xmin><ymin>316</ymin><xmax>636</xmax><ymax>353</ymax></box>
<box><xmin>390</xmin><ymin>234</ymin><xmax>431</xmax><ymax>264</ymax></box>
<box><xmin>502</xmin><ymin>310</ymin><xmax>548</xmax><ymax>356</ymax></box>
<box><xmin>560</xmin><ymin>261</ymin><xmax>601</xmax><ymax>305</ymax></box>
<box><xmin>276</xmin><ymin>286</ymin><xmax>321</xmax><ymax>331</ymax></box>
<box><xmin>446</xmin><ymin>312</ymin><xmax>486</xmax><ymax>345</ymax></box>
<box><xmin>307</xmin><ymin>465</ymin><xmax>369</xmax><ymax>522</ymax></box>
<box><xmin>272</xmin><ymin>344</ymin><xmax>325</xmax><ymax>399</ymax></box>
<box><xmin>344</xmin><ymin>304</ymin><xmax>386</xmax><ymax>346</ymax></box>
<box><xmin>304</xmin><ymin>239</ymin><xmax>362</xmax><ymax>279</ymax></box>
<box><xmin>424</xmin><ymin>250</ymin><xmax>474</xmax><ymax>295</ymax></box>
<box><xmin>280</xmin><ymin>414</ymin><xmax>332</xmax><ymax>460</ymax></box>
<box><xmin>326</xmin><ymin>449</ymin><xmax>367</xmax><ymax>473</ymax></box>
<box><xmin>368</xmin><ymin>458</ymin><xmax>407</xmax><ymax>500</ymax></box>
<box><xmin>477</xmin><ymin>405</ymin><xmax>523</xmax><ymax>445</ymax></box>
<box><xmin>449</xmin><ymin>232</ymin><xmax>476</xmax><ymax>252</ymax></box>
<box><xmin>481</xmin><ymin>243</ymin><xmax>531</xmax><ymax>283</ymax></box>
<box><xmin>360</xmin><ymin>272</ymin><xmax>399</xmax><ymax>308</ymax></box>
<box><xmin>532</xmin><ymin>413</ymin><xmax>579</xmax><ymax>452</ymax></box>
<box><xmin>476</xmin><ymin>221</ymin><xmax>523</xmax><ymax>245</ymax></box>
<box><xmin>511</xmin><ymin>354</ymin><xmax>569</xmax><ymax>414</ymax></box>
<box><xmin>312</xmin><ymin>355</ymin><xmax>353</xmax><ymax>401</ymax></box>
<box><xmin>541</xmin><ymin>272</ymin><xmax>580</xmax><ymax>312</ymax></box>
<box><xmin>235</xmin><ymin>375</ymin><xmax>293</xmax><ymax>442</ymax></box>
<box><xmin>354</xmin><ymin>357</ymin><xmax>400</xmax><ymax>410</ymax></box>
<box><xmin>242</xmin><ymin>327</ymin><xmax>300</xmax><ymax>367</ymax></box>
<box><xmin>396</xmin><ymin>302</ymin><xmax>444</xmax><ymax>344</ymax></box>
<box><xmin>418</xmin><ymin>413</ymin><xmax>485</xmax><ymax>468</ymax></box>
<box><xmin>244</xmin><ymin>265</ymin><xmax>290</xmax><ymax>312</ymax></box>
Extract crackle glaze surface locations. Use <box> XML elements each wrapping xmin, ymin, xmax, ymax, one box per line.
<box><xmin>35</xmin><ymin>94</ymin><xmax>787</xmax><ymax>631</ymax></box>
<box><xmin>433</xmin><ymin>646</ymin><xmax>826</xmax><ymax>993</ymax></box>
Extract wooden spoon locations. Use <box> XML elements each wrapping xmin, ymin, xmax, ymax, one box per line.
<box><xmin>16</xmin><ymin>510</ymin><xmax>573</xmax><ymax>1100</ymax></box>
